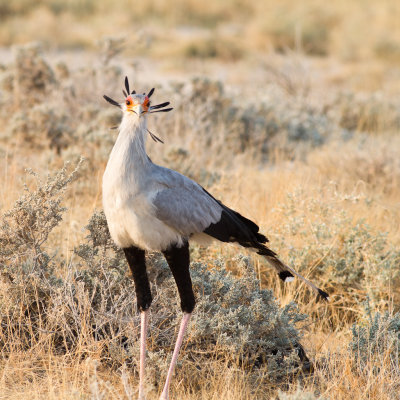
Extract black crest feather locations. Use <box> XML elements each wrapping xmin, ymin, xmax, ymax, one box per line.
<box><xmin>147</xmin><ymin>88</ymin><xmax>155</xmax><ymax>98</ymax></box>
<box><xmin>124</xmin><ymin>76</ymin><xmax>130</xmax><ymax>94</ymax></box>
<box><xmin>150</xmin><ymin>101</ymin><xmax>170</xmax><ymax>110</ymax></box>
<box><xmin>147</xmin><ymin>129</ymin><xmax>164</xmax><ymax>143</ymax></box>
<box><xmin>103</xmin><ymin>95</ymin><xmax>121</xmax><ymax>108</ymax></box>
<box><xmin>150</xmin><ymin>108</ymin><xmax>173</xmax><ymax>113</ymax></box>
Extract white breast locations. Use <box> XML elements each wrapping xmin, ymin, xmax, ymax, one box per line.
<box><xmin>103</xmin><ymin>160</ymin><xmax>185</xmax><ymax>251</ymax></box>
<box><xmin>103</xmin><ymin>185</ymin><xmax>185</xmax><ymax>251</ymax></box>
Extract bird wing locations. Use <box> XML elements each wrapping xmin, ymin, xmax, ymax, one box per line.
<box><xmin>151</xmin><ymin>167</ymin><xmax>269</xmax><ymax>247</ymax></box>
<box><xmin>151</xmin><ymin>168</ymin><xmax>223</xmax><ymax>237</ymax></box>
<box><xmin>151</xmin><ymin>168</ymin><xmax>329</xmax><ymax>300</ymax></box>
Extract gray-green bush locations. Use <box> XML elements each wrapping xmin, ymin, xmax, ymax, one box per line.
<box><xmin>351</xmin><ymin>303</ymin><xmax>400</xmax><ymax>368</ymax></box>
<box><xmin>272</xmin><ymin>189</ymin><xmax>400</xmax><ymax>312</ymax></box>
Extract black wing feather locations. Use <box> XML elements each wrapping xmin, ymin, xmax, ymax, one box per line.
<box><xmin>201</xmin><ymin>188</ymin><xmax>274</xmax><ymax>254</ymax></box>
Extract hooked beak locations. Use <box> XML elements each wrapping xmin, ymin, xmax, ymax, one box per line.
<box><xmin>129</xmin><ymin>104</ymin><xmax>148</xmax><ymax>116</ymax></box>
<box><xmin>137</xmin><ymin>104</ymin><xmax>145</xmax><ymax>115</ymax></box>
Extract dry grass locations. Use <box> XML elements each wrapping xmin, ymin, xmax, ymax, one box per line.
<box><xmin>1</xmin><ymin>134</ymin><xmax>399</xmax><ymax>399</ymax></box>
<box><xmin>1</xmin><ymin>0</ymin><xmax>399</xmax><ymax>65</ymax></box>
<box><xmin>1</xmin><ymin>2</ymin><xmax>400</xmax><ymax>399</ymax></box>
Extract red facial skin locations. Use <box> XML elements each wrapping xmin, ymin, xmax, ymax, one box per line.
<box><xmin>125</xmin><ymin>95</ymin><xmax>149</xmax><ymax>113</ymax></box>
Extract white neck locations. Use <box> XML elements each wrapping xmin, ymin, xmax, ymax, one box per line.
<box><xmin>109</xmin><ymin>114</ymin><xmax>150</xmax><ymax>174</ymax></box>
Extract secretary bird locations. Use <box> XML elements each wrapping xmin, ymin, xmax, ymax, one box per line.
<box><xmin>102</xmin><ymin>77</ymin><xmax>328</xmax><ymax>400</ymax></box>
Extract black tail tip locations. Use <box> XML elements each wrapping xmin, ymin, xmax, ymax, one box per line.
<box><xmin>317</xmin><ymin>288</ymin><xmax>330</xmax><ymax>302</ymax></box>
<box><xmin>256</xmin><ymin>232</ymin><xmax>269</xmax><ymax>244</ymax></box>
<box><xmin>279</xmin><ymin>271</ymin><xmax>295</xmax><ymax>282</ymax></box>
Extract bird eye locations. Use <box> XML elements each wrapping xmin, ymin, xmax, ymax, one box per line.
<box><xmin>126</xmin><ymin>98</ymin><xmax>132</xmax><ymax>106</ymax></box>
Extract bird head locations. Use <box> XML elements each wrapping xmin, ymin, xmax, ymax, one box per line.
<box><xmin>123</xmin><ymin>93</ymin><xmax>150</xmax><ymax>116</ymax></box>
<box><xmin>103</xmin><ymin>76</ymin><xmax>173</xmax><ymax>119</ymax></box>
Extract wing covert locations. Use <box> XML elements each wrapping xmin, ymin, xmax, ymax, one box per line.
<box><xmin>152</xmin><ymin>177</ymin><xmax>222</xmax><ymax>237</ymax></box>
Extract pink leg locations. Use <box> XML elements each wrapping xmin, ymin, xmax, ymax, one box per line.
<box><xmin>159</xmin><ymin>312</ymin><xmax>192</xmax><ymax>400</ymax></box>
<box><xmin>138</xmin><ymin>310</ymin><xmax>149</xmax><ymax>400</ymax></box>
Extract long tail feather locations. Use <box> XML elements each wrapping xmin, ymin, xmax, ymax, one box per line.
<box><xmin>261</xmin><ymin>250</ymin><xmax>329</xmax><ymax>301</ymax></box>
<box><xmin>200</xmin><ymin>187</ymin><xmax>329</xmax><ymax>301</ymax></box>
